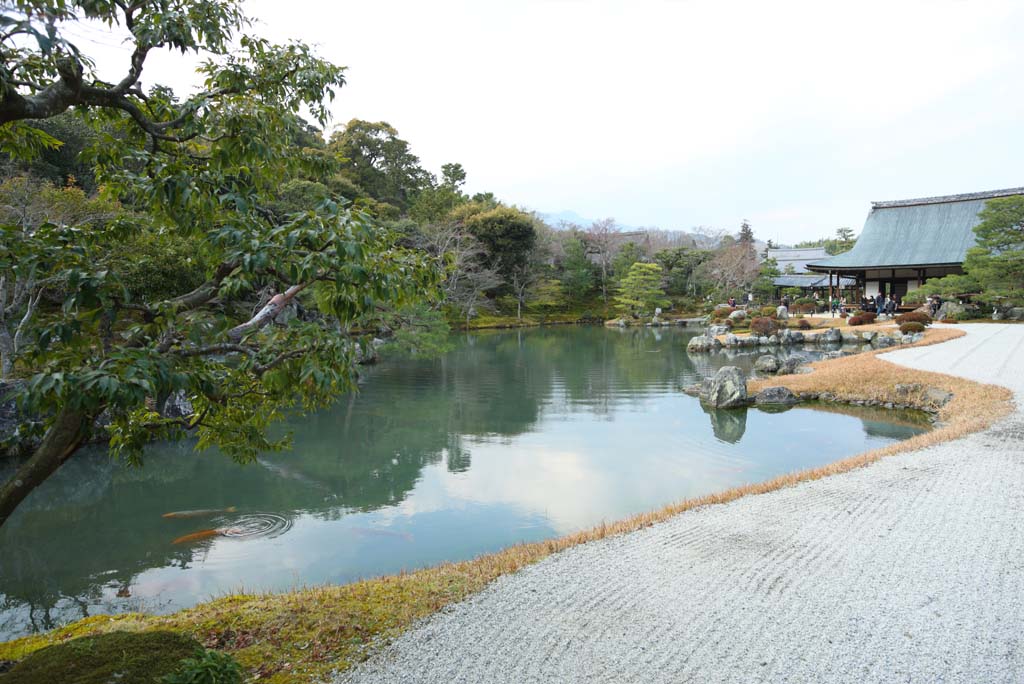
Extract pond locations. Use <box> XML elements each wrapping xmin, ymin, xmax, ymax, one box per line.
<box><xmin>0</xmin><ymin>326</ymin><xmax>930</xmax><ymax>639</ymax></box>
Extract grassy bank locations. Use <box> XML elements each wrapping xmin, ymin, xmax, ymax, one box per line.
<box><xmin>1</xmin><ymin>327</ymin><xmax>1012</xmax><ymax>683</ymax></box>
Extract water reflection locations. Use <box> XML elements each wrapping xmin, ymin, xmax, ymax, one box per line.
<box><xmin>0</xmin><ymin>327</ymin><xmax>930</xmax><ymax>639</ymax></box>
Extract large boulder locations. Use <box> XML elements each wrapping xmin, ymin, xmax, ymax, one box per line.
<box><xmin>724</xmin><ymin>334</ymin><xmax>740</xmax><ymax>347</ymax></box>
<box><xmin>935</xmin><ymin>301</ymin><xmax>965</xmax><ymax>320</ymax></box>
<box><xmin>754</xmin><ymin>386</ymin><xmax>799</xmax><ymax>406</ymax></box>
<box><xmin>1006</xmin><ymin>307</ymin><xmax>1024</xmax><ymax>321</ymax></box>
<box><xmin>819</xmin><ymin>327</ymin><xmax>842</xmax><ymax>345</ymax></box>
<box><xmin>699</xmin><ymin>366</ymin><xmax>749</xmax><ymax>408</ymax></box>
<box><xmin>753</xmin><ymin>355</ymin><xmax>780</xmax><ymax>373</ymax></box>
<box><xmin>776</xmin><ymin>305</ymin><xmax>789</xmax><ymax>320</ymax></box>
<box><xmin>687</xmin><ymin>334</ymin><xmax>721</xmax><ymax>352</ymax></box>
<box><xmin>777</xmin><ymin>354</ymin><xmax>809</xmax><ymax>376</ymax></box>
<box><xmin>162</xmin><ymin>391</ymin><xmax>194</xmax><ymax>419</ymax></box>
<box><xmin>707</xmin><ymin>324</ymin><xmax>730</xmax><ymax>337</ymax></box>
<box><xmin>873</xmin><ymin>335</ymin><xmax>895</xmax><ymax>349</ymax></box>
<box><xmin>728</xmin><ymin>309</ymin><xmax>747</xmax><ymax>322</ymax></box>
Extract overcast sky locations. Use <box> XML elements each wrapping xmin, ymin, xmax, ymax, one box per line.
<box><xmin>74</xmin><ymin>0</ymin><xmax>1024</xmax><ymax>244</ymax></box>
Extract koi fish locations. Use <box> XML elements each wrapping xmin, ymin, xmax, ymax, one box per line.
<box><xmin>171</xmin><ymin>529</ymin><xmax>222</xmax><ymax>545</ymax></box>
<box><xmin>162</xmin><ymin>507</ymin><xmax>237</xmax><ymax>519</ymax></box>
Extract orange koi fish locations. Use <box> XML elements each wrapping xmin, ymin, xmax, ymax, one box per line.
<box><xmin>162</xmin><ymin>506</ymin><xmax>237</xmax><ymax>519</ymax></box>
<box><xmin>171</xmin><ymin>529</ymin><xmax>222</xmax><ymax>545</ymax></box>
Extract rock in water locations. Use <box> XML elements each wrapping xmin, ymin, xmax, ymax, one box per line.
<box><xmin>777</xmin><ymin>354</ymin><xmax>808</xmax><ymax>376</ymax></box>
<box><xmin>754</xmin><ymin>386</ymin><xmax>799</xmax><ymax>405</ymax></box>
<box><xmin>753</xmin><ymin>355</ymin><xmax>780</xmax><ymax>373</ymax></box>
<box><xmin>699</xmin><ymin>366</ymin><xmax>748</xmax><ymax>408</ymax></box>
<box><xmin>820</xmin><ymin>327</ymin><xmax>842</xmax><ymax>344</ymax></box>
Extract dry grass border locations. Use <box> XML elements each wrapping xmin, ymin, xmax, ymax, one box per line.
<box><xmin>0</xmin><ymin>327</ymin><xmax>1013</xmax><ymax>683</ymax></box>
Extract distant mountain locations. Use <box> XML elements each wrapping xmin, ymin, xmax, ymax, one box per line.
<box><xmin>537</xmin><ymin>209</ymin><xmax>620</xmax><ymax>229</ymax></box>
<box><xmin>535</xmin><ymin>209</ymin><xmax>774</xmax><ymax>253</ymax></box>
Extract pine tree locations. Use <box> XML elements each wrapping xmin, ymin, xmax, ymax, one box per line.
<box><xmin>614</xmin><ymin>263</ymin><xmax>670</xmax><ymax>315</ymax></box>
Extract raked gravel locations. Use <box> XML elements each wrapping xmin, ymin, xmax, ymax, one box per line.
<box><xmin>336</xmin><ymin>324</ymin><xmax>1024</xmax><ymax>684</ymax></box>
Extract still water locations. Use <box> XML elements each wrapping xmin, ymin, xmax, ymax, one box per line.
<box><xmin>0</xmin><ymin>326</ymin><xmax>929</xmax><ymax>639</ymax></box>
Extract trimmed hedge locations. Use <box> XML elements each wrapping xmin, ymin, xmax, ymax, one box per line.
<box><xmin>895</xmin><ymin>311</ymin><xmax>932</xmax><ymax>326</ymax></box>
<box><xmin>899</xmin><ymin>322</ymin><xmax>926</xmax><ymax>335</ymax></box>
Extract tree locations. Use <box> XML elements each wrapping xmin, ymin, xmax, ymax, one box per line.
<box><xmin>559</xmin><ymin>236</ymin><xmax>595</xmax><ymax>300</ymax></box>
<box><xmin>614</xmin><ymin>262</ymin><xmax>669</xmax><ymax>316</ymax></box>
<box><xmin>752</xmin><ymin>257</ymin><xmax>780</xmax><ymax>302</ymax></box>
<box><xmin>0</xmin><ymin>1</ymin><xmax>439</xmax><ymax>528</ymax></box>
<box><xmin>440</xmin><ymin>163</ymin><xmax>466</xmax><ymax>190</ymax></box>
<box><xmin>328</xmin><ymin>120</ymin><xmax>431</xmax><ymax>211</ymax></box>
<box><xmin>612</xmin><ymin>242</ymin><xmax>643</xmax><ymax>282</ymax></box>
<box><xmin>654</xmin><ymin>246</ymin><xmax>709</xmax><ymax>297</ymax></box>
<box><xmin>428</xmin><ymin>224</ymin><xmax>502</xmax><ymax>325</ymax></box>
<box><xmin>461</xmin><ymin>206</ymin><xmax>537</xmax><ymax>282</ymax></box>
<box><xmin>960</xmin><ymin>196</ymin><xmax>1024</xmax><ymax>304</ymax></box>
<box><xmin>738</xmin><ymin>220</ymin><xmax>755</xmax><ymax>245</ymax></box>
<box><xmin>585</xmin><ymin>218</ymin><xmax>617</xmax><ymax>305</ymax></box>
<box><xmin>794</xmin><ymin>227</ymin><xmax>857</xmax><ymax>255</ymax></box>
<box><xmin>0</xmin><ymin>176</ymin><xmax>118</xmax><ymax>378</ymax></box>
<box><xmin>703</xmin><ymin>240</ymin><xmax>760</xmax><ymax>296</ymax></box>
<box><xmin>835</xmin><ymin>227</ymin><xmax>856</xmax><ymax>252</ymax></box>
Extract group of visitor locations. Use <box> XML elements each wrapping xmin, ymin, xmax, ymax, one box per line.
<box><xmin>862</xmin><ymin>294</ymin><xmax>898</xmax><ymax>318</ymax></box>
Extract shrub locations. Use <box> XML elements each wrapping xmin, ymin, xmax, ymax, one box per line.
<box><xmin>900</xmin><ymin>322</ymin><xmax>926</xmax><ymax>335</ymax></box>
<box><xmin>894</xmin><ymin>311</ymin><xmax>932</xmax><ymax>326</ymax></box>
<box><xmin>860</xmin><ymin>311</ymin><xmax>877</xmax><ymax>323</ymax></box>
<box><xmin>839</xmin><ymin>312</ymin><xmax>848</xmax><ymax>319</ymax></box>
<box><xmin>162</xmin><ymin>649</ymin><xmax>243</xmax><ymax>684</ymax></box>
<box><xmin>847</xmin><ymin>315</ymin><xmax>864</xmax><ymax>326</ymax></box>
<box><xmin>760</xmin><ymin>306</ymin><xmax>776</xmax><ymax>317</ymax></box>
<box><xmin>750</xmin><ymin>316</ymin><xmax>779</xmax><ymax>336</ymax></box>
<box><xmin>723</xmin><ymin>318</ymin><xmax>734</xmax><ymax>328</ymax></box>
<box><xmin>797</xmin><ymin>318</ymin><xmax>811</xmax><ymax>330</ymax></box>
<box><xmin>710</xmin><ymin>307</ymin><xmax>736</xmax><ymax>320</ymax></box>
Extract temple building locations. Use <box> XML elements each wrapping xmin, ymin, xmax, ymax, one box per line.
<box><xmin>765</xmin><ymin>247</ymin><xmax>855</xmax><ymax>295</ymax></box>
<box><xmin>807</xmin><ymin>187</ymin><xmax>1024</xmax><ymax>303</ymax></box>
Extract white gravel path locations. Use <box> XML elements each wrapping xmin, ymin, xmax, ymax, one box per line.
<box><xmin>336</xmin><ymin>324</ymin><xmax>1024</xmax><ymax>684</ymax></box>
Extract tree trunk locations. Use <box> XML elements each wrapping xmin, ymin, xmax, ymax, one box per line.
<box><xmin>0</xmin><ymin>407</ymin><xmax>89</xmax><ymax>528</ymax></box>
<box><xmin>0</xmin><ymin>327</ymin><xmax>13</xmax><ymax>379</ymax></box>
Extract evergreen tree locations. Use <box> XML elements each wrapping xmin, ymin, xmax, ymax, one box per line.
<box><xmin>614</xmin><ymin>263</ymin><xmax>669</xmax><ymax>315</ymax></box>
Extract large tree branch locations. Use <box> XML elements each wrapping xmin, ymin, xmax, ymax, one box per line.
<box><xmin>226</xmin><ymin>282</ymin><xmax>307</xmax><ymax>342</ymax></box>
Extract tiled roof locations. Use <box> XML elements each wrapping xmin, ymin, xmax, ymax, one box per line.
<box><xmin>808</xmin><ymin>187</ymin><xmax>1024</xmax><ymax>271</ymax></box>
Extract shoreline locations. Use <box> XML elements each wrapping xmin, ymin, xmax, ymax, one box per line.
<box><xmin>0</xmin><ymin>325</ymin><xmax>1012</xmax><ymax>683</ymax></box>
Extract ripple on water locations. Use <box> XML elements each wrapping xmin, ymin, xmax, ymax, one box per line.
<box><xmin>220</xmin><ymin>513</ymin><xmax>292</xmax><ymax>540</ymax></box>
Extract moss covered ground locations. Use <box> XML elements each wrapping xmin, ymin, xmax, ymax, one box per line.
<box><xmin>0</xmin><ymin>630</ymin><xmax>201</xmax><ymax>684</ymax></box>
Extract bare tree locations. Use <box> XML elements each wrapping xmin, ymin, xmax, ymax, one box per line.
<box><xmin>585</xmin><ymin>218</ymin><xmax>618</xmax><ymax>305</ymax></box>
<box><xmin>420</xmin><ymin>223</ymin><xmax>504</xmax><ymax>326</ymax></box>
<box><xmin>702</xmin><ymin>242</ymin><xmax>760</xmax><ymax>295</ymax></box>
